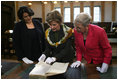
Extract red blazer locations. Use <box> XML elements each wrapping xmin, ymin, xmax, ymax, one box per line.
<box><xmin>74</xmin><ymin>24</ymin><xmax>112</xmax><ymax>64</ymax></box>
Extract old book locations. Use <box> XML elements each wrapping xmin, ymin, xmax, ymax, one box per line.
<box><xmin>29</xmin><ymin>61</ymin><xmax>69</xmax><ymax>78</ymax></box>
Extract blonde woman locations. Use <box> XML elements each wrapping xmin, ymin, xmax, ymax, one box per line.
<box><xmin>38</xmin><ymin>10</ymin><xmax>81</xmax><ymax>79</ymax></box>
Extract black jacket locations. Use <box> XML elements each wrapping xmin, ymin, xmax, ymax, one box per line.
<box><xmin>13</xmin><ymin>19</ymin><xmax>45</xmax><ymax>61</ymax></box>
<box><xmin>43</xmin><ymin>25</ymin><xmax>74</xmax><ymax>63</ymax></box>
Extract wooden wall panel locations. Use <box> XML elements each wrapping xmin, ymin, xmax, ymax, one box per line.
<box><xmin>60</xmin><ymin>2</ymin><xmax>64</xmax><ymax>21</ymax></box>
<box><xmin>90</xmin><ymin>1</ymin><xmax>94</xmax><ymax>22</ymax></box>
<box><xmin>101</xmin><ymin>1</ymin><xmax>105</xmax><ymax>22</ymax></box>
<box><xmin>42</xmin><ymin>3</ymin><xmax>45</xmax><ymax>23</ymax></box>
<box><xmin>80</xmin><ymin>1</ymin><xmax>83</xmax><ymax>12</ymax></box>
<box><xmin>70</xmin><ymin>2</ymin><xmax>73</xmax><ymax>22</ymax></box>
<box><xmin>15</xmin><ymin>1</ymin><xmax>19</xmax><ymax>22</ymax></box>
<box><xmin>112</xmin><ymin>1</ymin><xmax>116</xmax><ymax>21</ymax></box>
<box><xmin>50</xmin><ymin>2</ymin><xmax>54</xmax><ymax>11</ymax></box>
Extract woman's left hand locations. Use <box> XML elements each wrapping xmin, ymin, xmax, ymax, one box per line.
<box><xmin>45</xmin><ymin>57</ymin><xmax>56</xmax><ymax>64</ymax></box>
<box><xmin>96</xmin><ymin>63</ymin><xmax>108</xmax><ymax>73</ymax></box>
<box><xmin>71</xmin><ymin>61</ymin><xmax>81</xmax><ymax>68</ymax></box>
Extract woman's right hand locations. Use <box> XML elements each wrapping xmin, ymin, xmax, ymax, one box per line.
<box><xmin>71</xmin><ymin>61</ymin><xmax>81</xmax><ymax>68</ymax></box>
<box><xmin>38</xmin><ymin>54</ymin><xmax>46</xmax><ymax>62</ymax></box>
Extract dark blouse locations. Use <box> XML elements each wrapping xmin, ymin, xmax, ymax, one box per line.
<box><xmin>84</xmin><ymin>40</ymin><xmax>86</xmax><ymax>46</ymax></box>
<box><xmin>23</xmin><ymin>28</ymin><xmax>42</xmax><ymax>61</ymax></box>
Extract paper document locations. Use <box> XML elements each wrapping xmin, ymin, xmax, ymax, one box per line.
<box><xmin>29</xmin><ymin>61</ymin><xmax>51</xmax><ymax>76</ymax></box>
<box><xmin>47</xmin><ymin>62</ymin><xmax>69</xmax><ymax>74</ymax></box>
<box><xmin>29</xmin><ymin>61</ymin><xmax>69</xmax><ymax>77</ymax></box>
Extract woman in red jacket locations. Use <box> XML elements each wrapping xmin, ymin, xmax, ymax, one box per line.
<box><xmin>71</xmin><ymin>12</ymin><xmax>112</xmax><ymax>73</ymax></box>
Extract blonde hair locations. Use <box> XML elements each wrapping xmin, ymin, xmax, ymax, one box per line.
<box><xmin>46</xmin><ymin>10</ymin><xmax>62</xmax><ymax>24</ymax></box>
<box><xmin>74</xmin><ymin>12</ymin><xmax>91</xmax><ymax>27</ymax></box>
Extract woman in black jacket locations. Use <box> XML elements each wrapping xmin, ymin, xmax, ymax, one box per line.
<box><xmin>13</xmin><ymin>6</ymin><xmax>45</xmax><ymax>64</ymax></box>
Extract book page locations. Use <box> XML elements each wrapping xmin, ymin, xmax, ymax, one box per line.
<box><xmin>29</xmin><ymin>61</ymin><xmax>51</xmax><ymax>76</ymax></box>
<box><xmin>46</xmin><ymin>62</ymin><xmax>69</xmax><ymax>74</ymax></box>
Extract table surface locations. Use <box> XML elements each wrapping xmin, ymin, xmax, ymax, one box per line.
<box><xmin>1</xmin><ymin>60</ymin><xmax>117</xmax><ymax>79</ymax></box>
<box><xmin>81</xmin><ymin>63</ymin><xmax>117</xmax><ymax>79</ymax></box>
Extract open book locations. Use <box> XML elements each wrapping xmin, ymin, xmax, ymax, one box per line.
<box><xmin>29</xmin><ymin>61</ymin><xmax>69</xmax><ymax>77</ymax></box>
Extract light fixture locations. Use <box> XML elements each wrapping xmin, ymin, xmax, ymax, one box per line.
<box><xmin>9</xmin><ymin>30</ymin><xmax>13</xmax><ymax>33</ymax></box>
<box><xmin>64</xmin><ymin>1</ymin><xmax>68</xmax><ymax>3</ymax></box>
<box><xmin>75</xmin><ymin>1</ymin><xmax>79</xmax><ymax>2</ymax></box>
<box><xmin>9</xmin><ymin>38</ymin><xmax>13</xmax><ymax>42</ymax></box>
<box><xmin>28</xmin><ymin>2</ymin><xmax>32</xmax><ymax>6</ymax></box>
<box><xmin>53</xmin><ymin>1</ymin><xmax>57</xmax><ymax>4</ymax></box>
<box><xmin>44</xmin><ymin>1</ymin><xmax>48</xmax><ymax>4</ymax></box>
<box><xmin>4</xmin><ymin>30</ymin><xmax>13</xmax><ymax>34</ymax></box>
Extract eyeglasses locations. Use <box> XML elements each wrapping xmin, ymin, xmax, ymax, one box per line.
<box><xmin>75</xmin><ymin>25</ymin><xmax>81</xmax><ymax>30</ymax></box>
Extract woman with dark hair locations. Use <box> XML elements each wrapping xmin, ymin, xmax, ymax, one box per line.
<box><xmin>13</xmin><ymin>6</ymin><xmax>45</xmax><ymax>64</ymax></box>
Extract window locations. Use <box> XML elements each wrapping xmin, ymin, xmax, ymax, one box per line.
<box><xmin>64</xmin><ymin>7</ymin><xmax>70</xmax><ymax>22</ymax></box>
<box><xmin>74</xmin><ymin>7</ymin><xmax>80</xmax><ymax>20</ymax></box>
<box><xmin>84</xmin><ymin>7</ymin><xmax>90</xmax><ymax>15</ymax></box>
<box><xmin>55</xmin><ymin>7</ymin><xmax>61</xmax><ymax>13</ymax></box>
<box><xmin>94</xmin><ymin>6</ymin><xmax>101</xmax><ymax>22</ymax></box>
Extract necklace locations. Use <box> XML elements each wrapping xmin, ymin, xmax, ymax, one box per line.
<box><xmin>45</xmin><ymin>24</ymin><xmax>72</xmax><ymax>47</ymax></box>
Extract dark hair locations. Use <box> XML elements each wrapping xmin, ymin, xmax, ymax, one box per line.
<box><xmin>17</xmin><ymin>6</ymin><xmax>34</xmax><ymax>20</ymax></box>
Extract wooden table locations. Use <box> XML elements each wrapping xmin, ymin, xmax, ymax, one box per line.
<box><xmin>29</xmin><ymin>63</ymin><xmax>117</xmax><ymax>79</ymax></box>
<box><xmin>1</xmin><ymin>60</ymin><xmax>117</xmax><ymax>79</ymax></box>
<box><xmin>81</xmin><ymin>63</ymin><xmax>117</xmax><ymax>79</ymax></box>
